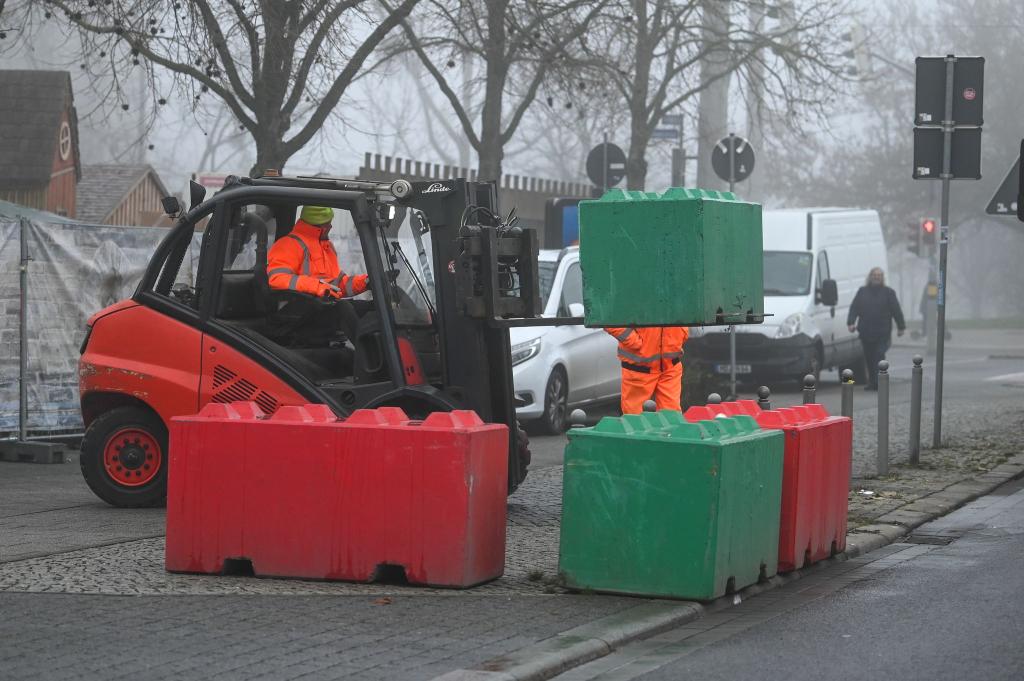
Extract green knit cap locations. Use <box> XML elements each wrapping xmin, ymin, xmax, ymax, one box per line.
<box><xmin>300</xmin><ymin>205</ymin><xmax>334</xmax><ymax>226</ymax></box>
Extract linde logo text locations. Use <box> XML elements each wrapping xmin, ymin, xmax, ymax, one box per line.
<box><xmin>422</xmin><ymin>182</ymin><xmax>452</xmax><ymax>194</ymax></box>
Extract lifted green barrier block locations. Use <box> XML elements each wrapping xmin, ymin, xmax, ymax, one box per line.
<box><xmin>558</xmin><ymin>411</ymin><xmax>784</xmax><ymax>601</ymax></box>
<box><xmin>578</xmin><ymin>188</ymin><xmax>763</xmax><ymax>327</ymax></box>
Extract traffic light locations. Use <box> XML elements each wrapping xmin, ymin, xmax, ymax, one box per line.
<box><xmin>905</xmin><ymin>220</ymin><xmax>921</xmax><ymax>255</ymax></box>
<box><xmin>921</xmin><ymin>217</ymin><xmax>937</xmax><ymax>248</ymax></box>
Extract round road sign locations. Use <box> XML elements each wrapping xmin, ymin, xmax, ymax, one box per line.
<box><xmin>586</xmin><ymin>142</ymin><xmax>627</xmax><ymax>190</ymax></box>
<box><xmin>711</xmin><ymin>135</ymin><xmax>755</xmax><ymax>184</ymax></box>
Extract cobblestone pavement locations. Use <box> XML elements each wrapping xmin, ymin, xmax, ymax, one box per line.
<box><xmin>0</xmin><ymin>466</ymin><xmax>564</xmax><ymax>596</ymax></box>
<box><xmin>847</xmin><ymin>393</ymin><xmax>1024</xmax><ymax>527</ymax></box>
<box><xmin>0</xmin><ymin>592</ymin><xmax>644</xmax><ymax>681</ymax></box>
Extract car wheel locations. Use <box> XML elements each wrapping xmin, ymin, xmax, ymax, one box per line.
<box><xmin>539</xmin><ymin>367</ymin><xmax>569</xmax><ymax>435</ymax></box>
<box><xmin>80</xmin><ymin>406</ymin><xmax>168</xmax><ymax>508</ymax></box>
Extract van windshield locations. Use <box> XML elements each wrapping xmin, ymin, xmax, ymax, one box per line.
<box><xmin>763</xmin><ymin>251</ymin><xmax>813</xmax><ymax>296</ymax></box>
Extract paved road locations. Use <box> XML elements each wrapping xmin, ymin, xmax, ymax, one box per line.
<box><xmin>529</xmin><ymin>329</ymin><xmax>1024</xmax><ymax>468</ymax></box>
<box><xmin>555</xmin><ymin>477</ymin><xmax>1024</xmax><ymax>680</ymax></box>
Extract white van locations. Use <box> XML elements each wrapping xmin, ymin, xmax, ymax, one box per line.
<box><xmin>690</xmin><ymin>209</ymin><xmax>888</xmax><ymax>385</ymax></box>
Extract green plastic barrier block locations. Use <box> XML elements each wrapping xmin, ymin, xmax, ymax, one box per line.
<box><xmin>578</xmin><ymin>188</ymin><xmax>764</xmax><ymax>327</ymax></box>
<box><xmin>558</xmin><ymin>412</ymin><xmax>784</xmax><ymax>601</ymax></box>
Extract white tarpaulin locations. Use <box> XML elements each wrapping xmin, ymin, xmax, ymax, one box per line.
<box><xmin>0</xmin><ymin>209</ymin><xmax>200</xmax><ymax>433</ymax></box>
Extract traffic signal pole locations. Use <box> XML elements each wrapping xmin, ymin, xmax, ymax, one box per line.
<box><xmin>933</xmin><ymin>56</ymin><xmax>955</xmax><ymax>448</ymax></box>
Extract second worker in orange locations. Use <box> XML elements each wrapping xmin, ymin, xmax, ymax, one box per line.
<box><xmin>604</xmin><ymin>326</ymin><xmax>689</xmax><ymax>414</ymax></box>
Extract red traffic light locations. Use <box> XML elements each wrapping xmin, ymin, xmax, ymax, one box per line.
<box><xmin>921</xmin><ymin>218</ymin><xmax>936</xmax><ymax>233</ymax></box>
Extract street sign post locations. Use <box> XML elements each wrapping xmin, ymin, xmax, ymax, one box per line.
<box><xmin>710</xmin><ymin>133</ymin><xmax>756</xmax><ymax>399</ymax></box>
<box><xmin>586</xmin><ymin>140</ymin><xmax>626</xmax><ymax>192</ymax></box>
<box><xmin>913</xmin><ymin>54</ymin><xmax>984</xmax><ymax>449</ymax></box>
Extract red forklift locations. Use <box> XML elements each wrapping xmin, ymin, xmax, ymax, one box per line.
<box><xmin>79</xmin><ymin>174</ymin><xmax>575</xmax><ymax>507</ymax></box>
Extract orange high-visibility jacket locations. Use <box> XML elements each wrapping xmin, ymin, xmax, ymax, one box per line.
<box><xmin>266</xmin><ymin>220</ymin><xmax>369</xmax><ymax>297</ymax></box>
<box><xmin>604</xmin><ymin>326</ymin><xmax>689</xmax><ymax>373</ymax></box>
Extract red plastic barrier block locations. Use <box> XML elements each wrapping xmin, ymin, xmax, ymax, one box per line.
<box><xmin>166</xmin><ymin>404</ymin><xmax>508</xmax><ymax>588</ymax></box>
<box><xmin>684</xmin><ymin>400</ymin><xmax>852</xmax><ymax>572</ymax></box>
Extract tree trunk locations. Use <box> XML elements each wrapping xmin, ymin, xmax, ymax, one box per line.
<box><xmin>625</xmin><ymin>0</ymin><xmax>654</xmax><ymax>191</ymax></box>
<box><xmin>251</xmin><ymin>134</ymin><xmax>291</xmax><ymax>177</ymax></box>
<box><xmin>477</xmin><ymin>125</ymin><xmax>504</xmax><ymax>182</ymax></box>
<box><xmin>744</xmin><ymin>2</ymin><xmax>766</xmax><ymax>201</ymax></box>
<box><xmin>476</xmin><ymin>1</ymin><xmax>509</xmax><ymax>183</ymax></box>
<box><xmin>626</xmin><ymin>123</ymin><xmax>650</xmax><ymax>191</ymax></box>
<box><xmin>696</xmin><ymin>0</ymin><xmax>732</xmax><ymax>191</ymax></box>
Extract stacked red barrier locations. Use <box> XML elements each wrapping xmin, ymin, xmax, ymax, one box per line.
<box><xmin>684</xmin><ymin>400</ymin><xmax>852</xmax><ymax>572</ymax></box>
<box><xmin>165</xmin><ymin>403</ymin><xmax>509</xmax><ymax>587</ymax></box>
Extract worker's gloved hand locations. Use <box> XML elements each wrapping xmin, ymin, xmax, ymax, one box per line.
<box><xmin>317</xmin><ymin>281</ymin><xmax>344</xmax><ymax>299</ymax></box>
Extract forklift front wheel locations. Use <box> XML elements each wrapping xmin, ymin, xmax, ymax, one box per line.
<box><xmin>80</xmin><ymin>406</ymin><xmax>169</xmax><ymax>508</ymax></box>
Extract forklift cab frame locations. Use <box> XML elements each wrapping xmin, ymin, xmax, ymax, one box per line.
<box><xmin>81</xmin><ymin>175</ymin><xmax>559</xmax><ymax>506</ymax></box>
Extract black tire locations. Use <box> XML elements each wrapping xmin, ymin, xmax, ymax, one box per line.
<box><xmin>80</xmin><ymin>406</ymin><xmax>168</xmax><ymax>508</ymax></box>
<box><xmin>844</xmin><ymin>349</ymin><xmax>869</xmax><ymax>385</ymax></box>
<box><xmin>796</xmin><ymin>345</ymin><xmax>823</xmax><ymax>387</ymax></box>
<box><xmin>510</xmin><ymin>423</ymin><xmax>531</xmax><ymax>492</ymax></box>
<box><xmin>538</xmin><ymin>367</ymin><xmax>569</xmax><ymax>435</ymax></box>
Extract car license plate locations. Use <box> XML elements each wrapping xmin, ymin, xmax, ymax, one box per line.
<box><xmin>715</xmin><ymin>364</ymin><xmax>752</xmax><ymax>374</ymax></box>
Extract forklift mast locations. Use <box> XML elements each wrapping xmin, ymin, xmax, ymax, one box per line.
<box><xmin>399</xmin><ymin>179</ymin><xmax>540</xmax><ymax>436</ymax></box>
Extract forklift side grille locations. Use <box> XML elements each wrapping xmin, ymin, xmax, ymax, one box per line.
<box><xmin>211</xmin><ymin>365</ymin><xmax>279</xmax><ymax>414</ymax></box>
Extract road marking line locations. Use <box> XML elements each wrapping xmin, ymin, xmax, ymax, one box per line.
<box><xmin>985</xmin><ymin>371</ymin><xmax>1024</xmax><ymax>383</ymax></box>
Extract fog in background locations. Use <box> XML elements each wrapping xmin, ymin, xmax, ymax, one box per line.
<box><xmin>3</xmin><ymin>0</ymin><xmax>1022</xmax><ymax>321</ymax></box>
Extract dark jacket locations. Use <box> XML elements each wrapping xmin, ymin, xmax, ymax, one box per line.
<box><xmin>847</xmin><ymin>285</ymin><xmax>906</xmax><ymax>341</ymax></box>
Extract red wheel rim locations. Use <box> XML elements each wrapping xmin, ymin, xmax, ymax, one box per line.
<box><xmin>103</xmin><ymin>428</ymin><xmax>162</xmax><ymax>487</ymax></box>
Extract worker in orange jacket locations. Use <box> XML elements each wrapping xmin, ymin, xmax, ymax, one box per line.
<box><xmin>267</xmin><ymin>205</ymin><xmax>369</xmax><ymax>298</ymax></box>
<box><xmin>265</xmin><ymin>206</ymin><xmax>370</xmax><ymax>349</ymax></box>
<box><xmin>605</xmin><ymin>326</ymin><xmax>689</xmax><ymax>414</ymax></box>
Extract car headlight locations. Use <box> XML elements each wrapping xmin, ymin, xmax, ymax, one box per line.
<box><xmin>776</xmin><ymin>313</ymin><xmax>803</xmax><ymax>339</ymax></box>
<box><xmin>510</xmin><ymin>337</ymin><xmax>542</xmax><ymax>366</ymax></box>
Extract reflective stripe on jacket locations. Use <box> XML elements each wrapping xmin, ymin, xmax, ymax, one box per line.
<box><xmin>266</xmin><ymin>220</ymin><xmax>369</xmax><ymax>297</ymax></box>
<box><xmin>605</xmin><ymin>326</ymin><xmax>689</xmax><ymax>373</ymax></box>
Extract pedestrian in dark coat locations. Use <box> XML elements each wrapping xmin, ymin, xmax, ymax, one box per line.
<box><xmin>847</xmin><ymin>267</ymin><xmax>906</xmax><ymax>390</ymax></box>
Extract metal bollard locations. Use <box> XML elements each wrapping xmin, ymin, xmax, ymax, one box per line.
<box><xmin>840</xmin><ymin>369</ymin><xmax>855</xmax><ymax>419</ymax></box>
<box><xmin>569</xmin><ymin>408</ymin><xmax>588</xmax><ymax>429</ymax></box>
<box><xmin>756</xmin><ymin>386</ymin><xmax>771</xmax><ymax>411</ymax></box>
<box><xmin>909</xmin><ymin>355</ymin><xmax>924</xmax><ymax>466</ymax></box>
<box><xmin>707</xmin><ymin>393</ymin><xmax>722</xmax><ymax>405</ymax></box>
<box><xmin>877</xmin><ymin>360</ymin><xmax>889</xmax><ymax>477</ymax></box>
<box><xmin>802</xmin><ymin>374</ymin><xmax>817</xmax><ymax>404</ymax></box>
<box><xmin>642</xmin><ymin>399</ymin><xmax>657</xmax><ymax>413</ymax></box>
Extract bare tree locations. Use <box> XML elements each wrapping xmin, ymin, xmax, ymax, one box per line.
<box><xmin>575</xmin><ymin>0</ymin><xmax>849</xmax><ymax>190</ymax></box>
<box><xmin>390</xmin><ymin>0</ymin><xmax>608</xmax><ymax>181</ymax></box>
<box><xmin>3</xmin><ymin>0</ymin><xmax>419</xmax><ymax>174</ymax></box>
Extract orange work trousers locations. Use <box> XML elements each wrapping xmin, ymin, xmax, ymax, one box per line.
<box><xmin>620</xmin><ymin>361</ymin><xmax>683</xmax><ymax>414</ymax></box>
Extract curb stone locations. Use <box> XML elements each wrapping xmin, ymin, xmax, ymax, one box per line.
<box><xmin>433</xmin><ymin>451</ymin><xmax>1024</xmax><ymax>681</ymax></box>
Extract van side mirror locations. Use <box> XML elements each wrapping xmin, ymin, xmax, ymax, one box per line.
<box><xmin>189</xmin><ymin>180</ymin><xmax>207</xmax><ymax>209</ymax></box>
<box><xmin>818</xmin><ymin>279</ymin><xmax>838</xmax><ymax>307</ymax></box>
<box><xmin>161</xmin><ymin>196</ymin><xmax>182</xmax><ymax>216</ymax></box>
<box><xmin>567</xmin><ymin>302</ymin><xmax>585</xmax><ymax>318</ymax></box>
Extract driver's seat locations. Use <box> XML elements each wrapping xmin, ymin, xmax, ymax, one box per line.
<box><xmin>215</xmin><ymin>212</ymin><xmax>270</xmax><ymax>330</ymax></box>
